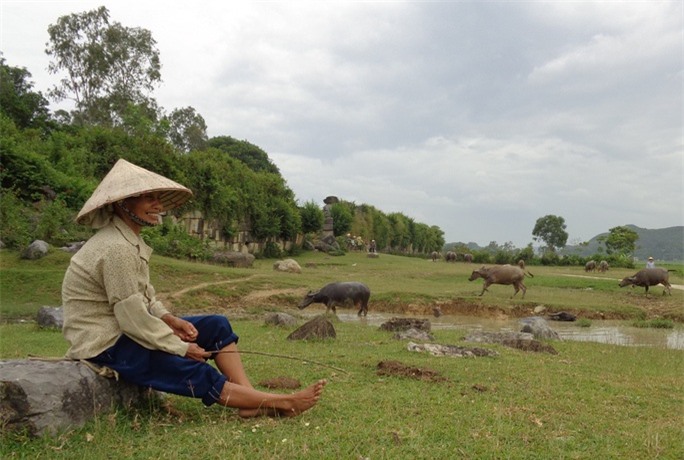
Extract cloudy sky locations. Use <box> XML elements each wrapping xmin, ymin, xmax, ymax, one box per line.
<box><xmin>1</xmin><ymin>1</ymin><xmax>682</xmax><ymax>247</ymax></box>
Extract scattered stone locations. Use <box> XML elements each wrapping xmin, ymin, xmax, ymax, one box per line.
<box><xmin>393</xmin><ymin>328</ymin><xmax>434</xmax><ymax>341</ymax></box>
<box><xmin>60</xmin><ymin>241</ymin><xmax>85</xmax><ymax>254</ymax></box>
<box><xmin>258</xmin><ymin>376</ymin><xmax>301</xmax><ymax>389</ymax></box>
<box><xmin>264</xmin><ymin>312</ymin><xmax>297</xmax><ymax>327</ymax></box>
<box><xmin>273</xmin><ymin>258</ymin><xmax>302</xmax><ymax>274</ymax></box>
<box><xmin>519</xmin><ymin>317</ymin><xmax>561</xmax><ymax>340</ymax></box>
<box><xmin>20</xmin><ymin>240</ymin><xmax>49</xmax><ymax>260</ymax></box>
<box><xmin>533</xmin><ymin>305</ymin><xmax>547</xmax><ymax>314</ymax></box>
<box><xmin>379</xmin><ymin>318</ymin><xmax>431</xmax><ymax>333</ymax></box>
<box><xmin>287</xmin><ymin>315</ymin><xmax>336</xmax><ymax>340</ymax></box>
<box><xmin>212</xmin><ymin>251</ymin><xmax>255</xmax><ymax>268</ymax></box>
<box><xmin>432</xmin><ymin>306</ymin><xmax>442</xmax><ymax>317</ymax></box>
<box><xmin>465</xmin><ymin>331</ymin><xmax>534</xmax><ymax>344</ymax></box>
<box><xmin>407</xmin><ymin>342</ymin><xmax>498</xmax><ymax>358</ymax></box>
<box><xmin>501</xmin><ymin>338</ymin><xmax>558</xmax><ymax>354</ymax></box>
<box><xmin>36</xmin><ymin>306</ymin><xmax>63</xmax><ymax>329</ymax></box>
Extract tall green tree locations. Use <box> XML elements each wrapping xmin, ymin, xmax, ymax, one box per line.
<box><xmin>0</xmin><ymin>57</ymin><xmax>50</xmax><ymax>129</ymax></box>
<box><xmin>532</xmin><ymin>215</ymin><xmax>568</xmax><ymax>252</ymax></box>
<box><xmin>299</xmin><ymin>200</ymin><xmax>324</xmax><ymax>234</ymax></box>
<box><xmin>164</xmin><ymin>106</ymin><xmax>208</xmax><ymax>153</ymax></box>
<box><xmin>207</xmin><ymin>136</ymin><xmax>280</xmax><ymax>174</ymax></box>
<box><xmin>601</xmin><ymin>226</ymin><xmax>639</xmax><ymax>256</ymax></box>
<box><xmin>45</xmin><ymin>6</ymin><xmax>161</xmax><ymax>126</ymax></box>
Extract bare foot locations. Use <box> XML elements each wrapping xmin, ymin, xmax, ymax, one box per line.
<box><xmin>237</xmin><ymin>379</ymin><xmax>327</xmax><ymax>418</ymax></box>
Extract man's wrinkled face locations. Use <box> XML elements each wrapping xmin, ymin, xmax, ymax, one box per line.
<box><xmin>126</xmin><ymin>192</ymin><xmax>163</xmax><ymax>226</ymax></box>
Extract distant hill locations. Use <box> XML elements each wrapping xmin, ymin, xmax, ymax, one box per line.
<box><xmin>445</xmin><ymin>225</ymin><xmax>684</xmax><ymax>262</ymax></box>
<box><xmin>562</xmin><ymin>225</ymin><xmax>684</xmax><ymax>261</ymax></box>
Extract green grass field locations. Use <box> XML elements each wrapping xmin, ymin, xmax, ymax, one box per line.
<box><xmin>1</xmin><ymin>249</ymin><xmax>683</xmax><ymax>459</ymax></box>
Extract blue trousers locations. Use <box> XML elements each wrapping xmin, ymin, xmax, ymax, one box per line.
<box><xmin>89</xmin><ymin>315</ymin><xmax>238</xmax><ymax>406</ymax></box>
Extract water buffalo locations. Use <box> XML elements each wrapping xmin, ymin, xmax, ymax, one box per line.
<box><xmin>299</xmin><ymin>281</ymin><xmax>371</xmax><ymax>316</ymax></box>
<box><xmin>598</xmin><ymin>260</ymin><xmax>609</xmax><ymax>273</ymax></box>
<box><xmin>445</xmin><ymin>251</ymin><xmax>457</xmax><ymax>262</ymax></box>
<box><xmin>585</xmin><ymin>260</ymin><xmax>597</xmax><ymax>272</ymax></box>
<box><xmin>463</xmin><ymin>253</ymin><xmax>473</xmax><ymax>263</ymax></box>
<box><xmin>431</xmin><ymin>251</ymin><xmax>440</xmax><ymax>262</ymax></box>
<box><xmin>619</xmin><ymin>268</ymin><xmax>672</xmax><ymax>296</ymax></box>
<box><xmin>468</xmin><ymin>264</ymin><xmax>533</xmax><ymax>299</ymax></box>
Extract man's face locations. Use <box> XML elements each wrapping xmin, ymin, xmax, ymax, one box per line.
<box><xmin>126</xmin><ymin>192</ymin><xmax>163</xmax><ymax>226</ymax></box>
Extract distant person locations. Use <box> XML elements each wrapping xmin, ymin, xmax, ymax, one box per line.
<box><xmin>62</xmin><ymin>159</ymin><xmax>326</xmax><ymax>417</ymax></box>
<box><xmin>646</xmin><ymin>256</ymin><xmax>656</xmax><ymax>269</ymax></box>
<box><xmin>369</xmin><ymin>239</ymin><xmax>377</xmax><ymax>253</ymax></box>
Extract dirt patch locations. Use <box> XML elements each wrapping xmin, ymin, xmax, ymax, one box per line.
<box><xmin>376</xmin><ymin>360</ymin><xmax>449</xmax><ymax>383</ymax></box>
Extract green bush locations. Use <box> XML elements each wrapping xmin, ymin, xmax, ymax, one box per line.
<box><xmin>0</xmin><ymin>189</ymin><xmax>32</xmax><ymax>249</ymax></box>
<box><xmin>141</xmin><ymin>220</ymin><xmax>211</xmax><ymax>261</ymax></box>
<box><xmin>261</xmin><ymin>241</ymin><xmax>283</xmax><ymax>259</ymax></box>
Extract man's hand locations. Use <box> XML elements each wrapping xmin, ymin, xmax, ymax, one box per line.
<box><xmin>185</xmin><ymin>343</ymin><xmax>211</xmax><ymax>362</ymax></box>
<box><xmin>162</xmin><ymin>314</ymin><xmax>199</xmax><ymax>342</ymax></box>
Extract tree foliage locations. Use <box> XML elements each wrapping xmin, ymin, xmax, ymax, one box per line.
<box><xmin>0</xmin><ymin>57</ymin><xmax>50</xmax><ymax>130</ymax></box>
<box><xmin>45</xmin><ymin>6</ymin><xmax>161</xmax><ymax>126</ymax></box>
<box><xmin>208</xmin><ymin>136</ymin><xmax>280</xmax><ymax>174</ymax></box>
<box><xmin>600</xmin><ymin>226</ymin><xmax>639</xmax><ymax>256</ymax></box>
<box><xmin>164</xmin><ymin>106</ymin><xmax>208</xmax><ymax>153</ymax></box>
<box><xmin>532</xmin><ymin>215</ymin><xmax>569</xmax><ymax>252</ymax></box>
<box><xmin>299</xmin><ymin>200</ymin><xmax>324</xmax><ymax>235</ymax></box>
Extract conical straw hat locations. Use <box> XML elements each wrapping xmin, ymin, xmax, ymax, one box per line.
<box><xmin>76</xmin><ymin>159</ymin><xmax>193</xmax><ymax>227</ymax></box>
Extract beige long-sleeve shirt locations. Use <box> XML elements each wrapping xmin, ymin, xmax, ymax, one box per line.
<box><xmin>62</xmin><ymin>216</ymin><xmax>189</xmax><ymax>359</ymax></box>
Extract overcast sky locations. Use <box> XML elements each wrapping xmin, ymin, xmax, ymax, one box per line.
<box><xmin>1</xmin><ymin>1</ymin><xmax>682</xmax><ymax>247</ymax></box>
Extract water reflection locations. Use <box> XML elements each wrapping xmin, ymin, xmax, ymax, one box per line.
<box><xmin>324</xmin><ymin>311</ymin><xmax>684</xmax><ymax>350</ymax></box>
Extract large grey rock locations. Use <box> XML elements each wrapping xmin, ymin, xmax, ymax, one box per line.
<box><xmin>407</xmin><ymin>342</ymin><xmax>498</xmax><ymax>358</ymax></box>
<box><xmin>212</xmin><ymin>251</ymin><xmax>255</xmax><ymax>268</ymax></box>
<box><xmin>264</xmin><ymin>312</ymin><xmax>297</xmax><ymax>327</ymax></box>
<box><xmin>0</xmin><ymin>360</ymin><xmax>160</xmax><ymax>437</ymax></box>
<box><xmin>21</xmin><ymin>240</ymin><xmax>49</xmax><ymax>260</ymax></box>
<box><xmin>60</xmin><ymin>241</ymin><xmax>85</xmax><ymax>254</ymax></box>
<box><xmin>36</xmin><ymin>306</ymin><xmax>63</xmax><ymax>329</ymax></box>
<box><xmin>273</xmin><ymin>258</ymin><xmax>302</xmax><ymax>274</ymax></box>
<box><xmin>287</xmin><ymin>316</ymin><xmax>336</xmax><ymax>340</ymax></box>
<box><xmin>519</xmin><ymin>317</ymin><xmax>561</xmax><ymax>340</ymax></box>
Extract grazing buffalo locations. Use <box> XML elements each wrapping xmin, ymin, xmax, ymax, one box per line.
<box><xmin>619</xmin><ymin>268</ymin><xmax>672</xmax><ymax>296</ymax></box>
<box><xmin>468</xmin><ymin>264</ymin><xmax>533</xmax><ymax>299</ymax></box>
<box><xmin>585</xmin><ymin>260</ymin><xmax>597</xmax><ymax>272</ymax></box>
<box><xmin>299</xmin><ymin>281</ymin><xmax>371</xmax><ymax>316</ymax></box>
<box><xmin>431</xmin><ymin>251</ymin><xmax>440</xmax><ymax>262</ymax></box>
<box><xmin>598</xmin><ymin>260</ymin><xmax>609</xmax><ymax>273</ymax></box>
<box><xmin>445</xmin><ymin>251</ymin><xmax>457</xmax><ymax>262</ymax></box>
<box><xmin>463</xmin><ymin>253</ymin><xmax>473</xmax><ymax>263</ymax></box>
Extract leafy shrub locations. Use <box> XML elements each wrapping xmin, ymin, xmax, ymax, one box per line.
<box><xmin>540</xmin><ymin>251</ymin><xmax>560</xmax><ymax>266</ymax></box>
<box><xmin>141</xmin><ymin>220</ymin><xmax>211</xmax><ymax>261</ymax></box>
<box><xmin>261</xmin><ymin>241</ymin><xmax>282</xmax><ymax>259</ymax></box>
<box><xmin>0</xmin><ymin>189</ymin><xmax>32</xmax><ymax>249</ymax></box>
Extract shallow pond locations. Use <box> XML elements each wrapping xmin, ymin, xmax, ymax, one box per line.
<box><xmin>326</xmin><ymin>311</ymin><xmax>684</xmax><ymax>350</ymax></box>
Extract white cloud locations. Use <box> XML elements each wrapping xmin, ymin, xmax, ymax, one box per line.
<box><xmin>1</xmin><ymin>0</ymin><xmax>681</xmax><ymax>247</ymax></box>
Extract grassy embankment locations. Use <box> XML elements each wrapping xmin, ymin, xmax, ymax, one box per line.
<box><xmin>1</xmin><ymin>249</ymin><xmax>683</xmax><ymax>459</ymax></box>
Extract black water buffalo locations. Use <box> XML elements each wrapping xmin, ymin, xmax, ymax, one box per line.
<box><xmin>299</xmin><ymin>281</ymin><xmax>371</xmax><ymax>316</ymax></box>
<box><xmin>463</xmin><ymin>253</ymin><xmax>473</xmax><ymax>263</ymax></box>
<box><xmin>445</xmin><ymin>251</ymin><xmax>457</xmax><ymax>262</ymax></box>
<box><xmin>431</xmin><ymin>251</ymin><xmax>440</xmax><ymax>262</ymax></box>
<box><xmin>468</xmin><ymin>264</ymin><xmax>533</xmax><ymax>299</ymax></box>
<box><xmin>598</xmin><ymin>260</ymin><xmax>609</xmax><ymax>273</ymax></box>
<box><xmin>585</xmin><ymin>260</ymin><xmax>597</xmax><ymax>272</ymax></box>
<box><xmin>619</xmin><ymin>268</ymin><xmax>672</xmax><ymax>295</ymax></box>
